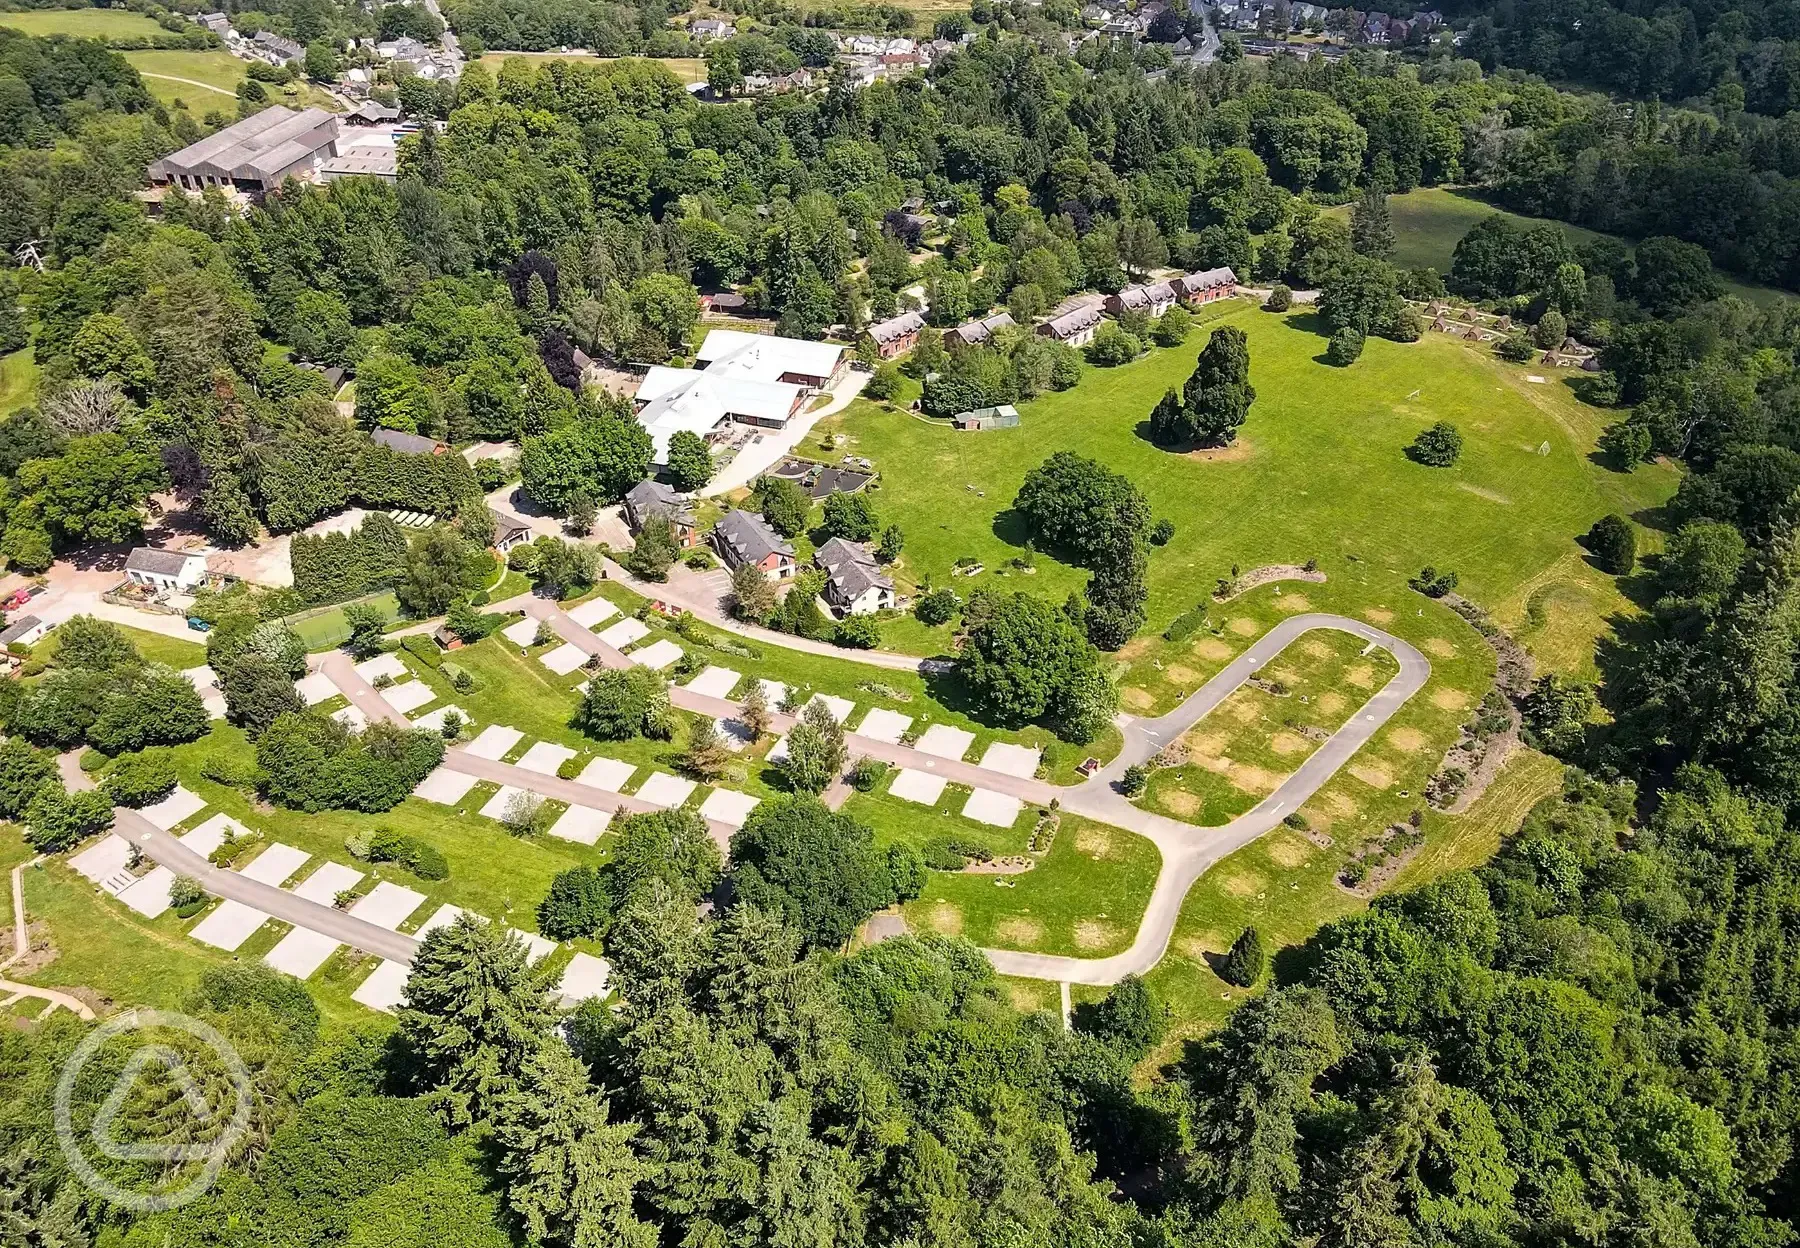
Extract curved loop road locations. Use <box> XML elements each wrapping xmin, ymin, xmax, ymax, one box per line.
<box><xmin>983</xmin><ymin>613</ymin><xmax>1428</xmax><ymax>985</ymax></box>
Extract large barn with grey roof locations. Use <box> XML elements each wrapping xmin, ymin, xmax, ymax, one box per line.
<box><xmin>148</xmin><ymin>105</ymin><xmax>339</xmax><ymax>195</ymax></box>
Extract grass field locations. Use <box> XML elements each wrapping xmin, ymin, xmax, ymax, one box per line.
<box><xmin>901</xmin><ymin>817</ymin><xmax>1161</xmax><ymax>959</ymax></box>
<box><xmin>0</xmin><ymin>348</ymin><xmax>38</xmax><ymax>415</ymax></box>
<box><xmin>122</xmin><ymin>49</ymin><xmax>341</xmax><ymax>112</ymax></box>
<box><xmin>1329</xmin><ymin>186</ymin><xmax>1790</xmax><ymax>308</ymax></box>
<box><xmin>476</xmin><ymin>52</ymin><xmax>707</xmax><ymax>83</ymax></box>
<box><xmin>0</xmin><ymin>8</ymin><xmax>168</xmax><ymax>38</ymax></box>
<box><xmin>1142</xmin><ymin>628</ymin><xmax>1399</xmax><ymax>825</ymax></box>
<box><xmin>32</xmin><ymin>622</ymin><xmax>207</xmax><ymax>671</ymax></box>
<box><xmin>826</xmin><ymin>299</ymin><xmax>1678</xmax><ymax>680</ymax></box>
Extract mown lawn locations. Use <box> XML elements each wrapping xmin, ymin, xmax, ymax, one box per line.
<box><xmin>824</xmin><ymin>299</ymin><xmax>1678</xmax><ymax>678</ymax></box>
<box><xmin>900</xmin><ymin>816</ymin><xmax>1161</xmax><ymax>959</ymax></box>
<box><xmin>31</xmin><ymin>623</ymin><xmax>207</xmax><ymax>671</ymax></box>
<box><xmin>1326</xmin><ymin>185</ymin><xmax>1790</xmax><ymax>308</ymax></box>
<box><xmin>160</xmin><ymin>724</ymin><xmax>605</xmax><ymax>932</ymax></box>
<box><xmin>1140</xmin><ymin>626</ymin><xmax>1399</xmax><ymax>825</ymax></box>
<box><xmin>121</xmin><ymin>49</ymin><xmax>342</xmax><ymax>112</ymax></box>
<box><xmin>11</xmin><ymin>839</ymin><xmax>373</xmax><ymax>1028</ymax></box>
<box><xmin>0</xmin><ymin>8</ymin><xmax>167</xmax><ymax>37</ymax></box>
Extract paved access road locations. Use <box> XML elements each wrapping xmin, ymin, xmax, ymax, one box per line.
<box><xmin>112</xmin><ymin>809</ymin><xmax>420</xmax><ymax>964</ymax></box>
<box><xmin>521</xmin><ymin>598</ymin><xmax>1058</xmax><ymax>805</ymax></box>
<box><xmin>982</xmin><ymin>613</ymin><xmax>1428</xmax><ymax>984</ymax></box>
<box><xmin>313</xmin><ymin>604</ymin><xmax>1425</xmax><ymax>988</ymax></box>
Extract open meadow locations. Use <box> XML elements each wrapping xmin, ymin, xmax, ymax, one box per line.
<box><xmin>826</xmin><ymin>299</ymin><xmax>1678</xmax><ymax>680</ymax></box>
<box><xmin>0</xmin><ymin>7</ymin><xmax>168</xmax><ymax>38</ymax></box>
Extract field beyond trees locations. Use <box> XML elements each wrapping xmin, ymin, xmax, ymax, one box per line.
<box><xmin>1327</xmin><ymin>186</ymin><xmax>1790</xmax><ymax>308</ymax></box>
<box><xmin>0</xmin><ymin>8</ymin><xmax>169</xmax><ymax>39</ymax></box>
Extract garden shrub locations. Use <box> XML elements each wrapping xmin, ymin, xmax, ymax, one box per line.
<box><xmin>105</xmin><ymin>749</ymin><xmax>178</xmax><ymax>808</ymax></box>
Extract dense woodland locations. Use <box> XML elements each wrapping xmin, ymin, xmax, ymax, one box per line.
<box><xmin>6</xmin><ymin>15</ymin><xmax>1800</xmax><ymax>1248</ymax></box>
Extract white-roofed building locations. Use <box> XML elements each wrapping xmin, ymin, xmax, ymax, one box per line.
<box><xmin>693</xmin><ymin>329</ymin><xmax>847</xmax><ymax>389</ymax></box>
<box><xmin>630</xmin><ymin>330</ymin><xmax>846</xmax><ymax>467</ymax></box>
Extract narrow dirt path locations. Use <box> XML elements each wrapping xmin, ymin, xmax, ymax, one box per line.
<box><xmin>137</xmin><ymin>72</ymin><xmax>236</xmax><ymax>96</ymax></box>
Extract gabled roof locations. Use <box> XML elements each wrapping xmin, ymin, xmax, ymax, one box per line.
<box><xmin>1040</xmin><ymin>303</ymin><xmax>1104</xmax><ymax>337</ymax></box>
<box><xmin>347</xmin><ymin>100</ymin><xmax>400</xmax><ymax>123</ymax></box>
<box><xmin>949</xmin><ymin>312</ymin><xmax>1016</xmax><ymax>345</ymax></box>
<box><xmin>126</xmin><ymin>547</ymin><xmax>198</xmax><ymax>576</ymax></box>
<box><xmin>371</xmin><ymin>427</ymin><xmax>444</xmax><ymax>455</ymax></box>
<box><xmin>489</xmin><ymin>508</ymin><xmax>532</xmax><ymax>539</ymax></box>
<box><xmin>715</xmin><ymin>510</ymin><xmax>793</xmax><ymax>564</ymax></box>
<box><xmin>816</xmin><ymin>538</ymin><xmax>893</xmax><ymax>599</ymax></box>
<box><xmin>148</xmin><ymin>105</ymin><xmax>337</xmax><ymax>184</ymax></box>
<box><xmin>635</xmin><ymin>366</ymin><xmax>802</xmax><ymax>463</ymax></box>
<box><xmin>867</xmin><ymin>310</ymin><xmax>926</xmax><ymax>346</ymax></box>
<box><xmin>1114</xmin><ymin>281</ymin><xmax>1176</xmax><ymax>310</ymax></box>
<box><xmin>1176</xmin><ymin>267</ymin><xmax>1237</xmax><ymax>293</ymax></box>
<box><xmin>625</xmin><ymin>479</ymin><xmax>691</xmax><ymax>521</ymax></box>
<box><xmin>0</xmin><ymin>616</ymin><xmax>42</xmax><ymax>645</ymax></box>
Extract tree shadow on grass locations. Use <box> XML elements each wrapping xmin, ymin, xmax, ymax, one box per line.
<box><xmin>1130</xmin><ymin>420</ymin><xmax>1231</xmax><ymax>454</ymax></box>
<box><xmin>1285</xmin><ymin>310</ymin><xmax>1332</xmax><ymax>340</ymax></box>
<box><xmin>1271</xmin><ymin>938</ymin><xmax>1322</xmax><ymax>989</ymax></box>
<box><xmin>990</xmin><ymin>507</ymin><xmax>1033</xmax><ymax>551</ymax></box>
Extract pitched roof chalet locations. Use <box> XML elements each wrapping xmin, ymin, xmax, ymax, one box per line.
<box><xmin>126</xmin><ymin>547</ymin><xmax>198</xmax><ymax>576</ymax></box>
<box><xmin>371</xmin><ymin>427</ymin><xmax>444</xmax><ymax>454</ymax></box>
<box><xmin>816</xmin><ymin>538</ymin><xmax>892</xmax><ymax>598</ymax></box>
<box><xmin>715</xmin><ymin>509</ymin><xmax>792</xmax><ymax>564</ymax></box>
<box><xmin>867</xmin><ymin>310</ymin><xmax>926</xmax><ymax>346</ymax></box>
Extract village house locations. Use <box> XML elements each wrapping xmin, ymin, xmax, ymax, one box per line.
<box><xmin>700</xmin><ymin>292</ymin><xmax>750</xmax><ymax>315</ymax></box>
<box><xmin>690</xmin><ymin>17</ymin><xmax>735</xmax><ymax>38</ymax></box>
<box><xmin>712</xmin><ymin>510</ymin><xmax>797</xmax><ymax>580</ymax></box>
<box><xmin>125</xmin><ymin>547</ymin><xmax>208</xmax><ymax>594</ymax></box>
<box><xmin>1036</xmin><ymin>302</ymin><xmax>1104</xmax><ymax>346</ymax></box>
<box><xmin>489</xmin><ymin>509</ymin><xmax>534</xmax><ymax>555</ymax></box>
<box><xmin>742</xmin><ymin>68</ymin><xmax>814</xmax><ymax>95</ymax></box>
<box><xmin>370</xmin><ymin>428</ymin><xmax>448</xmax><ymax>455</ymax></box>
<box><xmin>816</xmin><ymin>538</ymin><xmax>896</xmax><ymax>616</ymax></box>
<box><xmin>623</xmin><ymin>481</ymin><xmax>702</xmax><ymax>549</ymax></box>
<box><xmin>253</xmin><ymin>30</ymin><xmax>304</xmax><ymax>61</ymax></box>
<box><xmin>1107</xmin><ymin>280</ymin><xmax>1177</xmax><ymax>318</ymax></box>
<box><xmin>947</xmin><ymin>311</ymin><xmax>1016</xmax><ymax>348</ymax></box>
<box><xmin>344</xmin><ymin>100</ymin><xmax>401</xmax><ymax>126</ymax></box>
<box><xmin>196</xmin><ymin>11</ymin><xmax>231</xmax><ymax>34</ymax></box>
<box><xmin>867</xmin><ymin>310</ymin><xmax>926</xmax><ymax>358</ymax></box>
<box><xmin>1175</xmin><ymin>267</ymin><xmax>1237</xmax><ymax>304</ymax></box>
<box><xmin>0</xmin><ymin>616</ymin><xmax>49</xmax><ymax>649</ymax></box>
